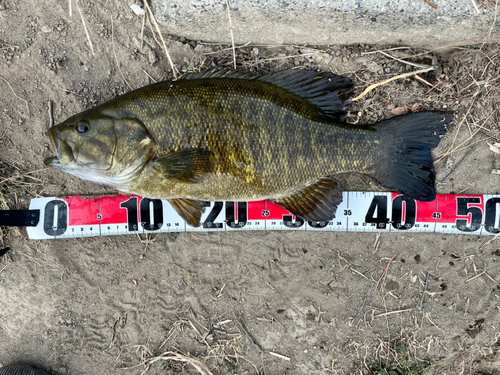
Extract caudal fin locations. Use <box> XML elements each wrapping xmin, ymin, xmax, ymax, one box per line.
<box><xmin>372</xmin><ymin>111</ymin><xmax>452</xmax><ymax>202</ymax></box>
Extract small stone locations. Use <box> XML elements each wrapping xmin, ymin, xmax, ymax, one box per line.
<box><xmin>41</xmin><ymin>25</ymin><xmax>51</xmax><ymax>33</ymax></box>
<box><xmin>148</xmin><ymin>50</ymin><xmax>157</xmax><ymax>65</ymax></box>
<box><xmin>130</xmin><ymin>4</ymin><xmax>145</xmax><ymax>16</ymax></box>
<box><xmin>355</xmin><ymin>56</ymin><xmax>369</xmax><ymax>64</ymax></box>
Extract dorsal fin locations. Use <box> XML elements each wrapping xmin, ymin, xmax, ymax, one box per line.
<box><xmin>259</xmin><ymin>70</ymin><xmax>353</xmax><ymax>121</ymax></box>
<box><xmin>180</xmin><ymin>69</ymin><xmax>354</xmax><ymax>121</ymax></box>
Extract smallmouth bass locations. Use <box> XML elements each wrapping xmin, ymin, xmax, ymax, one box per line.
<box><xmin>45</xmin><ymin>70</ymin><xmax>451</xmax><ymax>227</ymax></box>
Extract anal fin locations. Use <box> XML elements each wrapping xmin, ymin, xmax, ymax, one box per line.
<box><xmin>169</xmin><ymin>198</ymin><xmax>206</xmax><ymax>227</ymax></box>
<box><xmin>273</xmin><ymin>177</ymin><xmax>343</xmax><ymax>222</ymax></box>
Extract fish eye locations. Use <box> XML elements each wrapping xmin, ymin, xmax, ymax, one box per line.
<box><xmin>76</xmin><ymin>121</ymin><xmax>90</xmax><ymax>134</ymax></box>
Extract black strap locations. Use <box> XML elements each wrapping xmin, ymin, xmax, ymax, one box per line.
<box><xmin>0</xmin><ymin>210</ymin><xmax>40</xmax><ymax>227</ymax></box>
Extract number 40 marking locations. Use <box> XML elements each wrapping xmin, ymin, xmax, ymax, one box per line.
<box><xmin>365</xmin><ymin>195</ymin><xmax>416</xmax><ymax>230</ymax></box>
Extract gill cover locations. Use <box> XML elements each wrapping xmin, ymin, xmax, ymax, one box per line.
<box><xmin>47</xmin><ymin>116</ymin><xmax>116</xmax><ymax>170</ymax></box>
<box><xmin>45</xmin><ymin>113</ymin><xmax>153</xmax><ymax>186</ymax></box>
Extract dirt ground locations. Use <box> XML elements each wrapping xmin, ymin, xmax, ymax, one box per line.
<box><xmin>2</xmin><ymin>1</ymin><xmax>500</xmax><ymax>374</ymax></box>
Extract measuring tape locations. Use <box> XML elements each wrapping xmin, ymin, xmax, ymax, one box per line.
<box><xmin>10</xmin><ymin>192</ymin><xmax>499</xmax><ymax>239</ymax></box>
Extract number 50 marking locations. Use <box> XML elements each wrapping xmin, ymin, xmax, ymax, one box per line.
<box><xmin>456</xmin><ymin>197</ymin><xmax>482</xmax><ymax>232</ymax></box>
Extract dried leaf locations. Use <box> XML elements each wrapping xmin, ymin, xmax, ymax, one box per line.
<box><xmin>410</xmin><ymin>103</ymin><xmax>423</xmax><ymax>112</ymax></box>
<box><xmin>489</xmin><ymin>143</ymin><xmax>500</xmax><ymax>154</ymax></box>
<box><xmin>391</xmin><ymin>106</ymin><xmax>409</xmax><ymax>116</ymax></box>
<box><xmin>130</xmin><ymin>4</ymin><xmax>145</xmax><ymax>16</ymax></box>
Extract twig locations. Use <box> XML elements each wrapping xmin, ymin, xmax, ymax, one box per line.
<box><xmin>352</xmin><ymin>67</ymin><xmax>433</xmax><ymax>102</ymax></box>
<box><xmin>17</xmin><ymin>250</ymin><xmax>45</xmax><ymax>266</ymax></box>
<box><xmin>140</xmin><ymin>13</ymin><xmax>145</xmax><ymax>53</ymax></box>
<box><xmin>482</xmin><ymin>0</ymin><xmax>499</xmax><ymax>51</ymax></box>
<box><xmin>143</xmin><ymin>69</ymin><xmax>157</xmax><ymax>83</ymax></box>
<box><xmin>202</xmin><ymin>41</ymin><xmax>251</xmax><ymax>55</ymax></box>
<box><xmin>404</xmin><ymin>32</ymin><xmax>500</xmax><ymax>60</ymax></box>
<box><xmin>111</xmin><ymin>14</ymin><xmax>132</xmax><ymax>90</ymax></box>
<box><xmin>186</xmin><ymin>319</ymin><xmax>212</xmax><ymax>350</ymax></box>
<box><xmin>438</xmin><ymin>137</ymin><xmax>494</xmax><ymax>163</ymax></box>
<box><xmin>436</xmin><ymin>111</ymin><xmax>493</xmax><ymax>163</ymax></box>
<box><xmin>439</xmin><ymin>148</ymin><xmax>474</xmax><ymax>184</ymax></box>
<box><xmin>133</xmin><ymin>351</ymin><xmax>214</xmax><ymax>375</ymax></box>
<box><xmin>374</xmin><ymin>308</ymin><xmax>412</xmax><ymax>318</ymax></box>
<box><xmin>439</xmin><ymin>99</ymin><xmax>475</xmax><ymax>162</ymax></box>
<box><xmin>362</xmin><ymin>46</ymin><xmax>412</xmax><ymax>55</ymax></box>
<box><xmin>419</xmin><ymin>271</ymin><xmax>431</xmax><ymax>310</ymax></box>
<box><xmin>0</xmin><ymin>168</ymin><xmax>50</xmax><ymax>185</ymax></box>
<box><xmin>68</xmin><ymin>0</ymin><xmax>72</xmax><ymax>17</ymax></box>
<box><xmin>268</xmin><ymin>351</ymin><xmax>290</xmax><ymax>361</ymax></box>
<box><xmin>484</xmin><ymin>271</ymin><xmax>500</xmax><ymax>288</ymax></box>
<box><xmin>351</xmin><ymin>268</ymin><xmax>369</xmax><ymax>280</ymax></box>
<box><xmin>0</xmin><ymin>76</ymin><xmax>29</xmax><ymax>116</ymax></box>
<box><xmin>414</xmin><ymin>74</ymin><xmax>435</xmax><ymax>88</ymax></box>
<box><xmin>466</xmin><ymin>271</ymin><xmax>486</xmax><ymax>283</ymax></box>
<box><xmin>296</xmin><ymin>248</ymin><xmax>304</xmax><ymax>260</ymax></box>
<box><xmin>376</xmin><ymin>254</ymin><xmax>397</xmax><ymax>291</ymax></box>
<box><xmin>457</xmin><ymin>185</ymin><xmax>474</xmax><ymax>195</ymax></box>
<box><xmin>248</xmin><ymin>53</ymin><xmax>313</xmax><ymax>62</ymax></box>
<box><xmin>225</xmin><ymin>0</ymin><xmax>236</xmax><ymax>69</ymax></box>
<box><xmin>426</xmin><ymin>313</ymin><xmax>446</xmax><ymax>334</ymax></box>
<box><xmin>212</xmin><ymin>282</ymin><xmax>227</xmax><ymax>300</ymax></box>
<box><xmin>377</xmin><ymin>50</ymin><xmax>430</xmax><ymax>69</ymax></box>
<box><xmin>75</xmin><ymin>0</ymin><xmax>95</xmax><ymax>55</ymax></box>
<box><xmin>356</xmin><ymin>296</ymin><xmax>368</xmax><ymax>318</ymax></box>
<box><xmin>373</xmin><ymin>232</ymin><xmax>381</xmax><ymax>253</ymax></box>
<box><xmin>143</xmin><ymin>0</ymin><xmax>177</xmax><ymax>79</ymax></box>
<box><xmin>48</xmin><ymin>100</ymin><xmax>54</xmax><ymax>127</ymax></box>
<box><xmin>216</xmin><ymin>319</ymin><xmax>232</xmax><ymax>325</ymax></box>
<box><xmin>480</xmin><ymin>233</ymin><xmax>500</xmax><ymax>249</ymax></box>
<box><xmin>470</xmin><ymin>0</ymin><xmax>481</xmax><ymax>14</ymax></box>
<box><xmin>424</xmin><ymin>0</ymin><xmax>439</xmax><ymax>9</ymax></box>
<box><xmin>233</xmin><ymin>314</ymin><xmax>262</xmax><ymax>352</ymax></box>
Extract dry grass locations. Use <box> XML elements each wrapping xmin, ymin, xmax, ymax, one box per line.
<box><xmin>0</xmin><ymin>161</ymin><xmax>47</xmax><ymax>210</ymax></box>
<box><xmin>0</xmin><ymin>160</ymin><xmax>47</xmax><ymax>246</ymax></box>
<box><xmin>131</xmin><ymin>311</ymin><xmax>261</xmax><ymax>375</ymax></box>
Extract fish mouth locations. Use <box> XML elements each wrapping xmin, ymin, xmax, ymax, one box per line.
<box><xmin>44</xmin><ymin>127</ymin><xmax>75</xmax><ymax>167</ymax></box>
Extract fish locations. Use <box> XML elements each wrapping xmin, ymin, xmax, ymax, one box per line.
<box><xmin>44</xmin><ymin>70</ymin><xmax>451</xmax><ymax>227</ymax></box>
<box><xmin>0</xmin><ymin>364</ymin><xmax>51</xmax><ymax>375</ymax></box>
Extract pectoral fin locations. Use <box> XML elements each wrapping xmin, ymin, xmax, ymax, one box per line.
<box><xmin>169</xmin><ymin>198</ymin><xmax>206</xmax><ymax>227</ymax></box>
<box><xmin>153</xmin><ymin>148</ymin><xmax>216</xmax><ymax>183</ymax></box>
<box><xmin>274</xmin><ymin>177</ymin><xmax>343</xmax><ymax>222</ymax></box>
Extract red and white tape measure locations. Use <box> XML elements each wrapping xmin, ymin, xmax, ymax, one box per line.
<box><xmin>24</xmin><ymin>192</ymin><xmax>500</xmax><ymax>239</ymax></box>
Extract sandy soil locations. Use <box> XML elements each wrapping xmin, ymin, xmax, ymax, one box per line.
<box><xmin>2</xmin><ymin>1</ymin><xmax>500</xmax><ymax>374</ymax></box>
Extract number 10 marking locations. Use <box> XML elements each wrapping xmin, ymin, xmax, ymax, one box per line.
<box><xmin>120</xmin><ymin>197</ymin><xmax>164</xmax><ymax>231</ymax></box>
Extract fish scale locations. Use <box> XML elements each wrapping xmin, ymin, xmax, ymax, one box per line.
<box><xmin>120</xmin><ymin>86</ymin><xmax>375</xmax><ymax>199</ymax></box>
<box><xmin>45</xmin><ymin>70</ymin><xmax>451</xmax><ymax>227</ymax></box>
